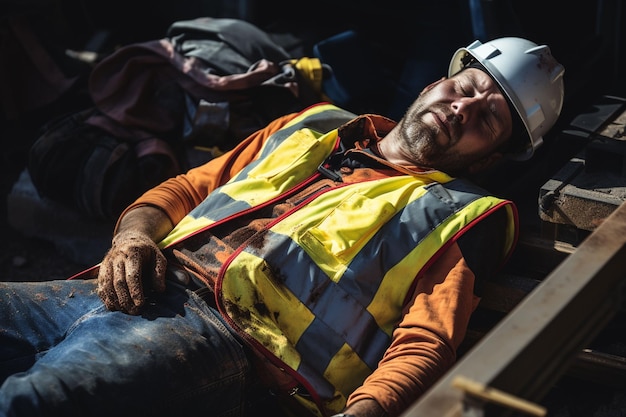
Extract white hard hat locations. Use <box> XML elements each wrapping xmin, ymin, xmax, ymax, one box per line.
<box><xmin>448</xmin><ymin>37</ymin><xmax>565</xmax><ymax>160</ymax></box>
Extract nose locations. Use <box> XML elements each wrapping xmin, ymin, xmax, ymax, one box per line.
<box><xmin>451</xmin><ymin>95</ymin><xmax>485</xmax><ymax>124</ymax></box>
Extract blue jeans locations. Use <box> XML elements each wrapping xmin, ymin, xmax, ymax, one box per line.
<box><xmin>0</xmin><ymin>278</ymin><xmax>275</xmax><ymax>417</ymax></box>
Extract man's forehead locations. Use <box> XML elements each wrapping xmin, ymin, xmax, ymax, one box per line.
<box><xmin>457</xmin><ymin>67</ymin><xmax>499</xmax><ymax>90</ymax></box>
<box><xmin>457</xmin><ymin>68</ymin><xmax>512</xmax><ymax>118</ymax></box>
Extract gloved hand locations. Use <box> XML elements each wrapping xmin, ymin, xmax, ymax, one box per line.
<box><xmin>97</xmin><ymin>230</ymin><xmax>167</xmax><ymax>315</ymax></box>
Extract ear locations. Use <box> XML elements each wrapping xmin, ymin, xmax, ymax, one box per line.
<box><xmin>467</xmin><ymin>151</ymin><xmax>504</xmax><ymax>174</ymax></box>
<box><xmin>420</xmin><ymin>77</ymin><xmax>447</xmax><ymax>95</ymax></box>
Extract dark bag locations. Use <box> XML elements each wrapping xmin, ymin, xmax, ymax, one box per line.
<box><xmin>27</xmin><ymin>17</ymin><xmax>325</xmax><ymax>221</ymax></box>
<box><xmin>28</xmin><ymin>108</ymin><xmax>180</xmax><ymax>220</ymax></box>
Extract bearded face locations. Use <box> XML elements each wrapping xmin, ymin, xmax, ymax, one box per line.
<box><xmin>397</xmin><ymin>101</ymin><xmax>479</xmax><ymax>176</ymax></box>
<box><xmin>393</xmin><ymin>69</ymin><xmax>513</xmax><ymax>176</ymax></box>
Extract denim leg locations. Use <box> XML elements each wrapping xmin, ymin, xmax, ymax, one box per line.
<box><xmin>0</xmin><ymin>279</ymin><xmax>103</xmax><ymax>382</ymax></box>
<box><xmin>0</xmin><ymin>279</ymin><xmax>257</xmax><ymax>417</ymax></box>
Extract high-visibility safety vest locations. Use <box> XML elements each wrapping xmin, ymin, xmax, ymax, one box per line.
<box><xmin>160</xmin><ymin>103</ymin><xmax>518</xmax><ymax>417</ymax></box>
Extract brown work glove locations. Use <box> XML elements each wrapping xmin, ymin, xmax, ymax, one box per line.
<box><xmin>97</xmin><ymin>230</ymin><xmax>167</xmax><ymax>315</ymax></box>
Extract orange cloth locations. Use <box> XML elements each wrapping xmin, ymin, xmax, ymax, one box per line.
<box><xmin>122</xmin><ymin>108</ymin><xmax>481</xmax><ymax>417</ymax></box>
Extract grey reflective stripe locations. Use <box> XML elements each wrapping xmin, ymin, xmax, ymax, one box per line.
<box><xmin>185</xmin><ymin>186</ymin><xmax>250</xmax><ymax>221</ymax></box>
<box><xmin>184</xmin><ymin>106</ymin><xmax>356</xmax><ymax>222</ymax></box>
<box><xmin>247</xmin><ymin>178</ymin><xmax>487</xmax><ymax>384</ymax></box>
<box><xmin>232</xmin><ymin>107</ymin><xmax>355</xmax><ymax>181</ymax></box>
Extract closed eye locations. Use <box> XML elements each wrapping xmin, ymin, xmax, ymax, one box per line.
<box><xmin>457</xmin><ymin>81</ymin><xmax>472</xmax><ymax>97</ymax></box>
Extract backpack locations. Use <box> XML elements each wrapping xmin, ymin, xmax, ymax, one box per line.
<box><xmin>27</xmin><ymin>17</ymin><xmax>327</xmax><ymax>220</ymax></box>
<box><xmin>28</xmin><ymin>107</ymin><xmax>181</xmax><ymax>220</ymax></box>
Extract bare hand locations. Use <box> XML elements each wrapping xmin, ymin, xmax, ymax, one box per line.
<box><xmin>97</xmin><ymin>230</ymin><xmax>167</xmax><ymax>315</ymax></box>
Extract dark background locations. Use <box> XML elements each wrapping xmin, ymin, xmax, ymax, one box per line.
<box><xmin>3</xmin><ymin>0</ymin><xmax>624</xmax><ymax>272</ymax></box>
<box><xmin>2</xmin><ymin>0</ymin><xmax>626</xmax><ymax>414</ymax></box>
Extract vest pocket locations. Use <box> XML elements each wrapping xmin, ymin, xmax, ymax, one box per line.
<box><xmin>247</xmin><ymin>129</ymin><xmax>329</xmax><ymax>182</ymax></box>
<box><xmin>299</xmin><ymin>191</ymin><xmax>396</xmax><ymax>268</ymax></box>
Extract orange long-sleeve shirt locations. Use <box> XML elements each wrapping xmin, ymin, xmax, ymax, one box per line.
<box><xmin>122</xmin><ymin>109</ymin><xmax>487</xmax><ymax>417</ymax></box>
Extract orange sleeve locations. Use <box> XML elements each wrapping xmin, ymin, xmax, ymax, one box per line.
<box><xmin>346</xmin><ymin>242</ymin><xmax>481</xmax><ymax>417</ymax></box>
<box><xmin>116</xmin><ymin>112</ymin><xmax>300</xmax><ymax>229</ymax></box>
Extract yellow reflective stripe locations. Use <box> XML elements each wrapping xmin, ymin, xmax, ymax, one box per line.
<box><xmin>503</xmin><ymin>203</ymin><xmax>517</xmax><ymax>256</ymax></box>
<box><xmin>369</xmin><ymin>195</ymin><xmax>507</xmax><ymax>335</ymax></box>
<box><xmin>413</xmin><ymin>169</ymin><xmax>454</xmax><ymax>184</ymax></box>
<box><xmin>271</xmin><ymin>176</ymin><xmax>432</xmax><ymax>280</ymax></box>
<box><xmin>282</xmin><ymin>103</ymin><xmax>341</xmax><ymax>129</ymax></box>
<box><xmin>158</xmin><ymin>214</ymin><xmax>213</xmax><ymax>248</ymax></box>
<box><xmin>221</xmin><ymin>250</ymin><xmax>313</xmax><ymax>368</ymax></box>
<box><xmin>291</xmin><ymin>395</ymin><xmax>326</xmax><ymax>417</ymax></box>
<box><xmin>325</xmin><ymin>343</ymin><xmax>371</xmax><ymax>398</ymax></box>
<box><xmin>159</xmin><ymin>106</ymin><xmax>344</xmax><ymax>249</ymax></box>
<box><xmin>219</xmin><ymin>129</ymin><xmax>338</xmax><ymax>205</ymax></box>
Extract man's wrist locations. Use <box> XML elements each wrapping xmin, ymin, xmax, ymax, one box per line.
<box><xmin>336</xmin><ymin>398</ymin><xmax>387</xmax><ymax>417</ymax></box>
